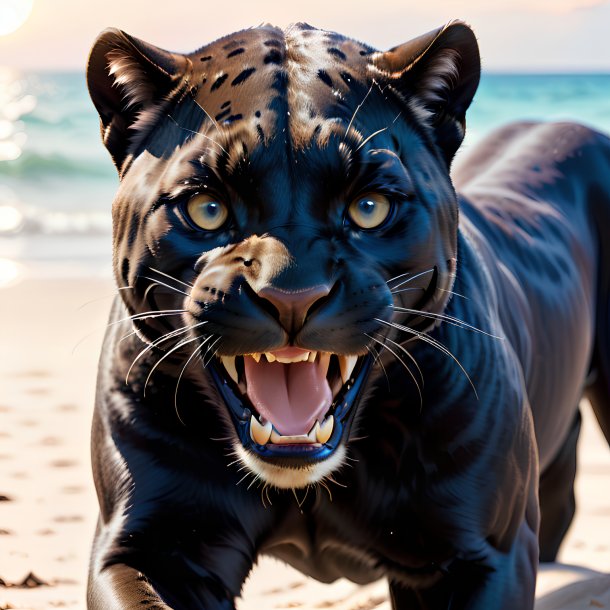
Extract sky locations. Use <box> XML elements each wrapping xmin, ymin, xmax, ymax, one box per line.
<box><xmin>0</xmin><ymin>0</ymin><xmax>609</xmax><ymax>71</ymax></box>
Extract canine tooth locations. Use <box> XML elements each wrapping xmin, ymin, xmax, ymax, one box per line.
<box><xmin>251</xmin><ymin>353</ymin><xmax>261</xmax><ymax>363</ymax></box>
<box><xmin>318</xmin><ymin>352</ymin><xmax>331</xmax><ymax>376</ymax></box>
<box><xmin>307</xmin><ymin>351</ymin><xmax>317</xmax><ymax>363</ymax></box>
<box><xmin>250</xmin><ymin>415</ymin><xmax>273</xmax><ymax>445</ymax></box>
<box><xmin>316</xmin><ymin>415</ymin><xmax>334</xmax><ymax>444</ymax></box>
<box><xmin>265</xmin><ymin>352</ymin><xmax>276</xmax><ymax>363</ymax></box>
<box><xmin>339</xmin><ymin>355</ymin><xmax>358</xmax><ymax>384</ymax></box>
<box><xmin>220</xmin><ymin>356</ymin><xmax>238</xmax><ymax>384</ymax></box>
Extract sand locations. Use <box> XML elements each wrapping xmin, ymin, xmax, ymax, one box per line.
<box><xmin>1</xmin><ymin>275</ymin><xmax>609</xmax><ymax>609</ymax></box>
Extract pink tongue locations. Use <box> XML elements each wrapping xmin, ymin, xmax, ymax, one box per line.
<box><xmin>244</xmin><ymin>354</ymin><xmax>332</xmax><ymax>436</ymax></box>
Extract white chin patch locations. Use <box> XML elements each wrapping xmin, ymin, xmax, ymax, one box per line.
<box><xmin>234</xmin><ymin>444</ymin><xmax>346</xmax><ymax>490</ymax></box>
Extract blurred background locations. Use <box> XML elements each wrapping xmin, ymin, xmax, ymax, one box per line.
<box><xmin>0</xmin><ymin>0</ymin><xmax>609</xmax><ymax>283</ymax></box>
<box><xmin>0</xmin><ymin>1</ymin><xmax>609</xmax><ymax>609</ymax></box>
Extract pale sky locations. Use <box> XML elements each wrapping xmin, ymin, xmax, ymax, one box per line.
<box><xmin>0</xmin><ymin>0</ymin><xmax>609</xmax><ymax>71</ymax></box>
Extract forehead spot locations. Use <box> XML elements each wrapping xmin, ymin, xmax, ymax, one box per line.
<box><xmin>227</xmin><ymin>48</ymin><xmax>245</xmax><ymax>58</ymax></box>
<box><xmin>231</xmin><ymin>67</ymin><xmax>256</xmax><ymax>86</ymax></box>
<box><xmin>327</xmin><ymin>47</ymin><xmax>346</xmax><ymax>61</ymax></box>
<box><xmin>224</xmin><ymin>114</ymin><xmax>243</xmax><ymax>124</ymax></box>
<box><xmin>211</xmin><ymin>73</ymin><xmax>228</xmax><ymax>91</ymax></box>
<box><xmin>264</xmin><ymin>39</ymin><xmax>282</xmax><ymax>48</ymax></box>
<box><xmin>215</xmin><ymin>108</ymin><xmax>231</xmax><ymax>121</ymax></box>
<box><xmin>264</xmin><ymin>50</ymin><xmax>283</xmax><ymax>65</ymax></box>
<box><xmin>317</xmin><ymin>69</ymin><xmax>333</xmax><ymax>88</ymax></box>
<box><xmin>272</xmin><ymin>70</ymin><xmax>288</xmax><ymax>93</ymax></box>
<box><xmin>200</xmin><ymin>55</ymin><xmax>212</xmax><ymax>62</ymax></box>
<box><xmin>220</xmin><ymin>100</ymin><xmax>231</xmax><ymax>109</ymax></box>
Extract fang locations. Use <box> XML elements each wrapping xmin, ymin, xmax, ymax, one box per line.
<box><xmin>249</xmin><ymin>415</ymin><xmax>273</xmax><ymax>445</ymax></box>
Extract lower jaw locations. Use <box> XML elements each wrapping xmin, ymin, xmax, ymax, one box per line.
<box><xmin>234</xmin><ymin>444</ymin><xmax>348</xmax><ymax>489</ymax></box>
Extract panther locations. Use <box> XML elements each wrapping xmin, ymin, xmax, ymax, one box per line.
<box><xmin>86</xmin><ymin>21</ymin><xmax>610</xmax><ymax>609</ymax></box>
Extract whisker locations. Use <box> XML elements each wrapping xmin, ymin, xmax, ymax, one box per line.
<box><xmin>138</xmin><ymin>275</ymin><xmax>190</xmax><ymax>297</ymax></box>
<box><xmin>390</xmin><ymin>287</ymin><xmax>427</xmax><ymax>296</ymax></box>
<box><xmin>142</xmin><ymin>334</ymin><xmax>208</xmax><ymax>395</ymax></box>
<box><xmin>352</xmin><ymin>100</ymin><xmax>399</xmax><ymax>153</ymax></box>
<box><xmin>355</xmin><ymin>126</ymin><xmax>388</xmax><ymax>152</ymax></box>
<box><xmin>318</xmin><ymin>479</ymin><xmax>333</xmax><ymax>502</ymax></box>
<box><xmin>202</xmin><ymin>337</ymin><xmax>221</xmax><ymax>368</ymax></box>
<box><xmin>236</xmin><ymin>472</ymin><xmax>252</xmax><ymax>487</ymax></box>
<box><xmin>365</xmin><ymin>333</ymin><xmax>423</xmax><ymax>408</ymax></box>
<box><xmin>344</xmin><ymin>81</ymin><xmax>375</xmax><ymax>141</ymax></box>
<box><xmin>389</xmin><ymin>268</ymin><xmax>435</xmax><ymax>291</ymax></box>
<box><xmin>119</xmin><ymin>329</ymin><xmax>139</xmax><ymax>344</ymax></box>
<box><xmin>375</xmin><ymin>318</ymin><xmax>478</xmax><ymax>399</ymax></box>
<box><xmin>247</xmin><ymin>473</ymin><xmax>262</xmax><ymax>491</ymax></box>
<box><xmin>325</xmin><ymin>475</ymin><xmax>347</xmax><ymax>489</ymax></box>
<box><xmin>439</xmin><ymin>288</ymin><xmax>469</xmax><ymax>300</ymax></box>
<box><xmin>372</xmin><ymin>331</ymin><xmax>424</xmax><ymax>389</ymax></box>
<box><xmin>125</xmin><ymin>321</ymin><xmax>208</xmax><ymax>384</ymax></box>
<box><xmin>365</xmin><ymin>344</ymin><xmax>391</xmax><ymax>391</ymax></box>
<box><xmin>174</xmin><ymin>340</ymin><xmax>208</xmax><ymax>426</ymax></box>
<box><xmin>389</xmin><ymin>306</ymin><xmax>503</xmax><ymax>339</ymax></box>
<box><xmin>148</xmin><ymin>267</ymin><xmax>194</xmax><ymax>289</ymax></box>
<box><xmin>386</xmin><ymin>271</ymin><xmax>413</xmax><ymax>284</ymax></box>
<box><xmin>167</xmin><ymin>114</ymin><xmax>229</xmax><ymax>155</ymax></box>
<box><xmin>264</xmin><ymin>484</ymin><xmax>272</xmax><ymax>507</ymax></box>
<box><xmin>190</xmin><ymin>95</ymin><xmax>221</xmax><ymax>132</ymax></box>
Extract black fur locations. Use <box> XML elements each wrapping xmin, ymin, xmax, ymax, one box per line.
<box><xmin>86</xmin><ymin>21</ymin><xmax>610</xmax><ymax>609</ymax></box>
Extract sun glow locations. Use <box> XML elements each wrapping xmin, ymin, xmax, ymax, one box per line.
<box><xmin>0</xmin><ymin>0</ymin><xmax>33</xmax><ymax>36</ymax></box>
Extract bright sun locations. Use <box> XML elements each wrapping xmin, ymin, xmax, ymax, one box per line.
<box><xmin>0</xmin><ymin>0</ymin><xmax>33</xmax><ymax>36</ymax></box>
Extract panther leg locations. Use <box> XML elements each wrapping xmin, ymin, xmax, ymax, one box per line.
<box><xmin>390</xmin><ymin>518</ymin><xmax>538</xmax><ymax>610</ymax></box>
<box><xmin>87</xmin><ymin>561</ymin><xmax>236</xmax><ymax>610</ymax></box>
<box><xmin>538</xmin><ymin>408</ymin><xmax>581</xmax><ymax>562</ymax></box>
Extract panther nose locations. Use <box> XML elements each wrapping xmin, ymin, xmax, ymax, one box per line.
<box><xmin>258</xmin><ymin>284</ymin><xmax>332</xmax><ymax>335</ymax></box>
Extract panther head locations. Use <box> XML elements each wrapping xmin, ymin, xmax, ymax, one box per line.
<box><xmin>87</xmin><ymin>22</ymin><xmax>480</xmax><ymax>489</ymax></box>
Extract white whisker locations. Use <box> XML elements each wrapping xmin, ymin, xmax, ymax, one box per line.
<box><xmin>389</xmin><ymin>306</ymin><xmax>503</xmax><ymax>339</ymax></box>
<box><xmin>389</xmin><ymin>268</ymin><xmax>435</xmax><ymax>291</ymax></box>
<box><xmin>167</xmin><ymin>114</ymin><xmax>228</xmax><ymax>155</ymax></box>
<box><xmin>365</xmin><ymin>332</ymin><xmax>423</xmax><ymax>408</ymax></box>
<box><xmin>148</xmin><ymin>267</ymin><xmax>194</xmax><ymax>289</ymax></box>
<box><xmin>138</xmin><ymin>275</ymin><xmax>190</xmax><ymax>297</ymax></box>
<box><xmin>375</xmin><ymin>318</ymin><xmax>478</xmax><ymax>399</ymax></box>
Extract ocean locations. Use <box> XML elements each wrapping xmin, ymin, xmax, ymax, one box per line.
<box><xmin>0</xmin><ymin>69</ymin><xmax>609</xmax><ymax>282</ymax></box>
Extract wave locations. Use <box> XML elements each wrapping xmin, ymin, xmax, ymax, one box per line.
<box><xmin>0</xmin><ymin>149</ymin><xmax>115</xmax><ymax>179</ymax></box>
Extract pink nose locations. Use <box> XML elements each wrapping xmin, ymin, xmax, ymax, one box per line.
<box><xmin>258</xmin><ymin>285</ymin><xmax>331</xmax><ymax>334</ymax></box>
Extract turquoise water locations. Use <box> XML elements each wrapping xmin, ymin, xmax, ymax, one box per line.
<box><xmin>0</xmin><ymin>70</ymin><xmax>609</xmax><ymax>271</ymax></box>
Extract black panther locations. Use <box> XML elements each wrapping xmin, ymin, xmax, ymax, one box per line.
<box><xmin>85</xmin><ymin>21</ymin><xmax>610</xmax><ymax>609</ymax></box>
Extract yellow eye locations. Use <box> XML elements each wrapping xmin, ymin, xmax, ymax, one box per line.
<box><xmin>186</xmin><ymin>194</ymin><xmax>229</xmax><ymax>231</ymax></box>
<box><xmin>347</xmin><ymin>193</ymin><xmax>392</xmax><ymax>229</ymax></box>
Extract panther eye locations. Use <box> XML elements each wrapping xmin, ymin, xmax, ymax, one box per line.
<box><xmin>186</xmin><ymin>194</ymin><xmax>229</xmax><ymax>231</ymax></box>
<box><xmin>347</xmin><ymin>193</ymin><xmax>392</xmax><ymax>229</ymax></box>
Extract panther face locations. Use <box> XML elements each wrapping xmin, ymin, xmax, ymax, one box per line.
<box><xmin>88</xmin><ymin>22</ymin><xmax>479</xmax><ymax>488</ymax></box>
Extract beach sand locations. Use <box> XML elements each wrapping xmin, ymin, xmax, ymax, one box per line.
<box><xmin>1</xmin><ymin>276</ymin><xmax>609</xmax><ymax>609</ymax></box>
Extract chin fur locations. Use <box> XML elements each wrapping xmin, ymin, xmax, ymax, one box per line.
<box><xmin>233</xmin><ymin>444</ymin><xmax>346</xmax><ymax>490</ymax></box>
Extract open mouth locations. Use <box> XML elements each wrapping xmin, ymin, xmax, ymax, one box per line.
<box><xmin>210</xmin><ymin>347</ymin><xmax>372</xmax><ymax>462</ymax></box>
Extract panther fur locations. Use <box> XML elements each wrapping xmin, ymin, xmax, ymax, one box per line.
<box><xmin>86</xmin><ymin>21</ymin><xmax>610</xmax><ymax>610</ymax></box>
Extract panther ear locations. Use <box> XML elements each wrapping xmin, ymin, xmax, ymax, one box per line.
<box><xmin>374</xmin><ymin>21</ymin><xmax>480</xmax><ymax>165</ymax></box>
<box><xmin>87</xmin><ymin>28</ymin><xmax>188</xmax><ymax>172</ymax></box>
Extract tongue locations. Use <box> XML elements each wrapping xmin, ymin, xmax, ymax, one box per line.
<box><xmin>244</xmin><ymin>353</ymin><xmax>332</xmax><ymax>436</ymax></box>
